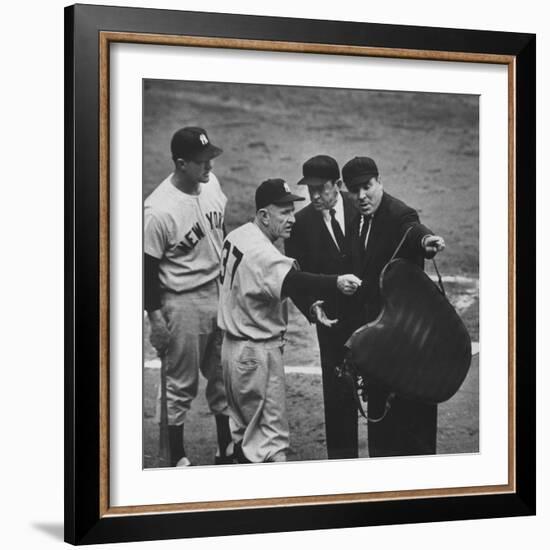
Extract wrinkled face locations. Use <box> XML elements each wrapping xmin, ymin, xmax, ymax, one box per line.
<box><xmin>349</xmin><ymin>177</ymin><xmax>383</xmax><ymax>216</ymax></box>
<box><xmin>260</xmin><ymin>203</ymin><xmax>296</xmax><ymax>241</ymax></box>
<box><xmin>180</xmin><ymin>157</ymin><xmax>214</xmax><ymax>184</ymax></box>
<box><xmin>307</xmin><ymin>180</ymin><xmax>340</xmax><ymax>211</ymax></box>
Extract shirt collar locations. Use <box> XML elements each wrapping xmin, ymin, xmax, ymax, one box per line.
<box><xmin>321</xmin><ymin>191</ymin><xmax>343</xmax><ymax>221</ymax></box>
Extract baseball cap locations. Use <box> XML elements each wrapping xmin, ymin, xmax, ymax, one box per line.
<box><xmin>255</xmin><ymin>178</ymin><xmax>305</xmax><ymax>210</ymax></box>
<box><xmin>297</xmin><ymin>155</ymin><xmax>340</xmax><ymax>186</ymax></box>
<box><xmin>342</xmin><ymin>157</ymin><xmax>379</xmax><ymax>189</ymax></box>
<box><xmin>170</xmin><ymin>127</ymin><xmax>223</xmax><ymax>162</ymax></box>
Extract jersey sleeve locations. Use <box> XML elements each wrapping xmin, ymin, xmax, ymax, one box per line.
<box><xmin>260</xmin><ymin>250</ymin><xmax>297</xmax><ymax>300</ymax></box>
<box><xmin>209</xmin><ymin>173</ymin><xmax>228</xmax><ymax>208</ymax></box>
<box><xmin>143</xmin><ymin>211</ymin><xmax>168</xmax><ymax>260</ymax></box>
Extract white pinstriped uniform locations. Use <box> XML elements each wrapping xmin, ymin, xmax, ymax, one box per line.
<box><xmin>218</xmin><ymin>222</ymin><xmax>296</xmax><ymax>462</ymax></box>
<box><xmin>144</xmin><ymin>173</ymin><xmax>228</xmax><ymax>425</ymax></box>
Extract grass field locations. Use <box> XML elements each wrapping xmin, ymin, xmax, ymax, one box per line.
<box><xmin>142</xmin><ymin>80</ymin><xmax>479</xmax><ymax>466</ymax></box>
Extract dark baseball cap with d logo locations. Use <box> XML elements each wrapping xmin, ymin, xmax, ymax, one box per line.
<box><xmin>170</xmin><ymin>127</ymin><xmax>223</xmax><ymax>162</ymax></box>
<box><xmin>255</xmin><ymin>179</ymin><xmax>305</xmax><ymax>210</ymax></box>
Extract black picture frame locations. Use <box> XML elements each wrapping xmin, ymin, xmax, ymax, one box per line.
<box><xmin>65</xmin><ymin>3</ymin><xmax>536</xmax><ymax>545</ymax></box>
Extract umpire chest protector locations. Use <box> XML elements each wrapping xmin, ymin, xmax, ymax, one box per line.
<box><xmin>346</xmin><ymin>258</ymin><xmax>472</xmax><ymax>404</ymax></box>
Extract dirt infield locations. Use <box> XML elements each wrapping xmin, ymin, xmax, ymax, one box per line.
<box><xmin>143</xmin><ymin>354</ymin><xmax>479</xmax><ymax>468</ymax></box>
<box><xmin>143</xmin><ymin>293</ymin><xmax>479</xmax><ymax>467</ymax></box>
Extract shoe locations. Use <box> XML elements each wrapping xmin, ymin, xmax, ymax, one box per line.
<box><xmin>175</xmin><ymin>456</ymin><xmax>192</xmax><ymax>467</ymax></box>
<box><xmin>233</xmin><ymin>441</ymin><xmax>251</xmax><ymax>464</ymax></box>
<box><xmin>214</xmin><ymin>455</ymin><xmax>234</xmax><ymax>465</ymax></box>
<box><xmin>214</xmin><ymin>441</ymin><xmax>235</xmax><ymax>465</ymax></box>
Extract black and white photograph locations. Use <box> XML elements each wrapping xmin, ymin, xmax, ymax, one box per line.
<box><xmin>57</xmin><ymin>1</ymin><xmax>538</xmax><ymax>546</ymax></box>
<box><xmin>1</xmin><ymin>0</ymin><xmax>545</xmax><ymax>546</ymax></box>
<box><xmin>142</xmin><ymin>79</ymin><xmax>479</xmax><ymax>468</ymax></box>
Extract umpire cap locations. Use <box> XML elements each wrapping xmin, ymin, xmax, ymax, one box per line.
<box><xmin>297</xmin><ymin>155</ymin><xmax>340</xmax><ymax>186</ymax></box>
<box><xmin>342</xmin><ymin>156</ymin><xmax>379</xmax><ymax>190</ymax></box>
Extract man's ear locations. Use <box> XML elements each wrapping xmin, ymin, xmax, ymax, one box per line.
<box><xmin>335</xmin><ymin>178</ymin><xmax>343</xmax><ymax>189</ymax></box>
<box><xmin>257</xmin><ymin>208</ymin><xmax>270</xmax><ymax>226</ymax></box>
<box><xmin>174</xmin><ymin>158</ymin><xmax>186</xmax><ymax>171</ymax></box>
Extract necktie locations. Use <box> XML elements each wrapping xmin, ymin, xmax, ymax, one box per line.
<box><xmin>359</xmin><ymin>215</ymin><xmax>372</xmax><ymax>252</ymax></box>
<box><xmin>329</xmin><ymin>208</ymin><xmax>345</xmax><ymax>252</ymax></box>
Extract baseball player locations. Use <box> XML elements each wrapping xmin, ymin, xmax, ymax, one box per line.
<box><xmin>144</xmin><ymin>126</ymin><xmax>232</xmax><ymax>467</ymax></box>
<box><xmin>218</xmin><ymin>178</ymin><xmax>361</xmax><ymax>463</ymax></box>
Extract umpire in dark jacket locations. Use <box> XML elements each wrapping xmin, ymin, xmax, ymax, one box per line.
<box><xmin>342</xmin><ymin>156</ymin><xmax>445</xmax><ymax>457</ymax></box>
<box><xmin>285</xmin><ymin>155</ymin><xmax>360</xmax><ymax>459</ymax></box>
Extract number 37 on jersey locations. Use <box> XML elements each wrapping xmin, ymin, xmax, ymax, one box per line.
<box><xmin>220</xmin><ymin>240</ymin><xmax>243</xmax><ymax>288</ymax></box>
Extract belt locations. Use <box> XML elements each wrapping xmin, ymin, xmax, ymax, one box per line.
<box><xmin>224</xmin><ymin>332</ymin><xmax>286</xmax><ymax>344</ymax></box>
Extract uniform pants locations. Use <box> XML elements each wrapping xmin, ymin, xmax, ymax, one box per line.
<box><xmin>160</xmin><ymin>280</ymin><xmax>228</xmax><ymax>426</ymax></box>
<box><xmin>222</xmin><ymin>335</ymin><xmax>288</xmax><ymax>463</ymax></box>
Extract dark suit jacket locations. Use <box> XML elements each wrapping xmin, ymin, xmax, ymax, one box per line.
<box><xmin>285</xmin><ymin>192</ymin><xmax>359</xmax><ymax>358</ymax></box>
<box><xmin>351</xmin><ymin>191</ymin><xmax>433</xmax><ymax>327</ymax></box>
<box><xmin>350</xmin><ymin>192</ymin><xmax>439</xmax><ymax>457</ymax></box>
<box><xmin>285</xmin><ymin>192</ymin><xmax>361</xmax><ymax>458</ymax></box>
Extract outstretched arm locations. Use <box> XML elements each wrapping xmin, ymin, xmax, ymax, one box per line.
<box><xmin>281</xmin><ymin>268</ymin><xmax>361</xmax><ymax>325</ymax></box>
<box><xmin>397</xmin><ymin>209</ymin><xmax>444</xmax><ymax>260</ymax></box>
<box><xmin>281</xmin><ymin>268</ymin><xmax>336</xmax><ymax>298</ymax></box>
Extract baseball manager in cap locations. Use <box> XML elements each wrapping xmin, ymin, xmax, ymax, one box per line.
<box><xmin>144</xmin><ymin>126</ymin><xmax>233</xmax><ymax>467</ymax></box>
<box><xmin>218</xmin><ymin>178</ymin><xmax>362</xmax><ymax>463</ymax></box>
<box><xmin>285</xmin><ymin>155</ymin><xmax>362</xmax><ymax>460</ymax></box>
<box><xmin>342</xmin><ymin>155</ymin><xmax>445</xmax><ymax>458</ymax></box>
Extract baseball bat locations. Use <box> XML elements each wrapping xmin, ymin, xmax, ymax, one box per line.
<box><xmin>158</xmin><ymin>352</ymin><xmax>171</xmax><ymax>467</ymax></box>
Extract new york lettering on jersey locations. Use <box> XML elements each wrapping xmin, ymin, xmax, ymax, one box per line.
<box><xmin>176</xmin><ymin>209</ymin><xmax>224</xmax><ymax>254</ymax></box>
<box><xmin>144</xmin><ymin>173</ymin><xmax>227</xmax><ymax>293</ymax></box>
